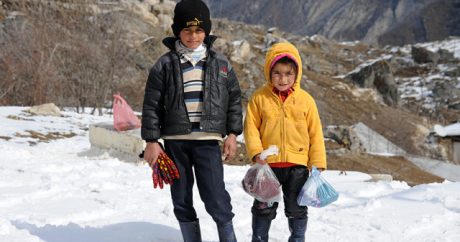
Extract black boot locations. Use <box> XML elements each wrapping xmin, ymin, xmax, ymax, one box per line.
<box><xmin>179</xmin><ymin>220</ymin><xmax>202</xmax><ymax>242</ymax></box>
<box><xmin>251</xmin><ymin>216</ymin><xmax>272</xmax><ymax>242</ymax></box>
<box><xmin>217</xmin><ymin>221</ymin><xmax>237</xmax><ymax>242</ymax></box>
<box><xmin>288</xmin><ymin>218</ymin><xmax>308</xmax><ymax>242</ymax></box>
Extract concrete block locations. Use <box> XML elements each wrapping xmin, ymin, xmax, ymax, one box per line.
<box><xmin>368</xmin><ymin>174</ymin><xmax>393</xmax><ymax>182</ymax></box>
<box><xmin>350</xmin><ymin>122</ymin><xmax>406</xmax><ymax>155</ymax></box>
<box><xmin>89</xmin><ymin>122</ymin><xmax>145</xmax><ymax>156</ymax></box>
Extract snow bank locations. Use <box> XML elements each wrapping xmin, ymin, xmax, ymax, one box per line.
<box><xmin>1</xmin><ymin>107</ymin><xmax>460</xmax><ymax>241</ymax></box>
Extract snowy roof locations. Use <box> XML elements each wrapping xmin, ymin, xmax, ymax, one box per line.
<box><xmin>434</xmin><ymin>123</ymin><xmax>460</xmax><ymax>137</ymax></box>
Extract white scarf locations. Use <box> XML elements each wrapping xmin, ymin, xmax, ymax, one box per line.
<box><xmin>175</xmin><ymin>40</ymin><xmax>207</xmax><ymax>66</ymax></box>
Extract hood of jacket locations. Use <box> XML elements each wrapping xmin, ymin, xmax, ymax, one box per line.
<box><xmin>264</xmin><ymin>42</ymin><xmax>303</xmax><ymax>90</ymax></box>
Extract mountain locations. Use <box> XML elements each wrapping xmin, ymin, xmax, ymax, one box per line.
<box><xmin>204</xmin><ymin>0</ymin><xmax>460</xmax><ymax>46</ymax></box>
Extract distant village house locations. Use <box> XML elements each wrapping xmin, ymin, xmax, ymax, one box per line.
<box><xmin>434</xmin><ymin>123</ymin><xmax>460</xmax><ymax>164</ymax></box>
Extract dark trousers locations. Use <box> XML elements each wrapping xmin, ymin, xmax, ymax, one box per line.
<box><xmin>164</xmin><ymin>140</ymin><xmax>234</xmax><ymax>225</ymax></box>
<box><xmin>251</xmin><ymin>165</ymin><xmax>309</xmax><ymax>219</ymax></box>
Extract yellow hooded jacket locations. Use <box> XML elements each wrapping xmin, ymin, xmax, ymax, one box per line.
<box><xmin>244</xmin><ymin>42</ymin><xmax>327</xmax><ymax>169</ymax></box>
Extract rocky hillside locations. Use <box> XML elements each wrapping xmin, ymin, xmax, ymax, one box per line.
<box><xmin>1</xmin><ymin>0</ymin><xmax>459</xmax><ymax>184</ymax></box>
<box><xmin>204</xmin><ymin>0</ymin><xmax>460</xmax><ymax>46</ymax></box>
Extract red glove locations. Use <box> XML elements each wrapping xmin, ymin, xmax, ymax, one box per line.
<box><xmin>149</xmin><ymin>152</ymin><xmax>180</xmax><ymax>189</ymax></box>
<box><xmin>152</xmin><ymin>162</ymin><xmax>164</xmax><ymax>189</ymax></box>
<box><xmin>157</xmin><ymin>159</ymin><xmax>171</xmax><ymax>184</ymax></box>
<box><xmin>161</xmin><ymin>153</ymin><xmax>180</xmax><ymax>179</ymax></box>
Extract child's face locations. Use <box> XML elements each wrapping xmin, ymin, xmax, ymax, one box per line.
<box><xmin>179</xmin><ymin>26</ymin><xmax>206</xmax><ymax>49</ymax></box>
<box><xmin>271</xmin><ymin>62</ymin><xmax>296</xmax><ymax>92</ymax></box>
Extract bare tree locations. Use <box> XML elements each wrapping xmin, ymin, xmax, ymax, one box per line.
<box><xmin>1</xmin><ymin>0</ymin><xmax>139</xmax><ymax>114</ymax></box>
<box><xmin>0</xmin><ymin>1</ymin><xmax>63</xmax><ymax>105</ymax></box>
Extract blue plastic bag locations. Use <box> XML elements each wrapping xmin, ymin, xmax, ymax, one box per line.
<box><xmin>297</xmin><ymin>166</ymin><xmax>339</xmax><ymax>207</ymax></box>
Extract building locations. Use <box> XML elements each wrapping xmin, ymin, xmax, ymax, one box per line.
<box><xmin>434</xmin><ymin>123</ymin><xmax>460</xmax><ymax>164</ymax></box>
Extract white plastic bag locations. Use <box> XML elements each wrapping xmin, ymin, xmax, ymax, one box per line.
<box><xmin>297</xmin><ymin>166</ymin><xmax>339</xmax><ymax>207</ymax></box>
<box><xmin>259</xmin><ymin>145</ymin><xmax>279</xmax><ymax>160</ymax></box>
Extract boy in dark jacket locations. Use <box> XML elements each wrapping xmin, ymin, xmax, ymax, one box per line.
<box><xmin>141</xmin><ymin>0</ymin><xmax>242</xmax><ymax>241</ymax></box>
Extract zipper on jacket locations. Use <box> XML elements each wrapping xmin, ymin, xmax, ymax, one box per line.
<box><xmin>271</xmin><ymin>88</ymin><xmax>287</xmax><ymax>163</ymax></box>
<box><xmin>201</xmin><ymin>55</ymin><xmax>210</xmax><ymax>130</ymax></box>
<box><xmin>281</xmin><ymin>102</ymin><xmax>287</xmax><ymax>163</ymax></box>
<box><xmin>272</xmin><ymin>88</ymin><xmax>296</xmax><ymax>163</ymax></box>
<box><xmin>281</xmin><ymin>91</ymin><xmax>295</xmax><ymax>162</ymax></box>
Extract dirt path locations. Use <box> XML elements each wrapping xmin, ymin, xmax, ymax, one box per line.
<box><xmin>328</xmin><ymin>153</ymin><xmax>444</xmax><ymax>186</ymax></box>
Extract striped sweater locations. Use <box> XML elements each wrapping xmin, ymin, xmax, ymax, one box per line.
<box><xmin>181</xmin><ymin>59</ymin><xmax>205</xmax><ymax>132</ymax></box>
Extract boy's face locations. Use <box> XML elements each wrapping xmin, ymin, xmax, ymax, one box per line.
<box><xmin>271</xmin><ymin>62</ymin><xmax>296</xmax><ymax>92</ymax></box>
<box><xmin>179</xmin><ymin>26</ymin><xmax>206</xmax><ymax>49</ymax></box>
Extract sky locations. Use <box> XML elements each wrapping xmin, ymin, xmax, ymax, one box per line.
<box><xmin>1</xmin><ymin>107</ymin><xmax>460</xmax><ymax>242</ymax></box>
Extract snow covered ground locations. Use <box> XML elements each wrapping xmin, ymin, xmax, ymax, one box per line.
<box><xmin>416</xmin><ymin>38</ymin><xmax>460</xmax><ymax>58</ymax></box>
<box><xmin>1</xmin><ymin>107</ymin><xmax>460</xmax><ymax>242</ymax></box>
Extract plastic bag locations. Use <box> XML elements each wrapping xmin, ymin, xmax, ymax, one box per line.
<box><xmin>259</xmin><ymin>145</ymin><xmax>279</xmax><ymax>160</ymax></box>
<box><xmin>242</xmin><ymin>145</ymin><xmax>281</xmax><ymax>203</ymax></box>
<box><xmin>297</xmin><ymin>166</ymin><xmax>339</xmax><ymax>207</ymax></box>
<box><xmin>113</xmin><ymin>94</ymin><xmax>141</xmax><ymax>131</ymax></box>
<box><xmin>242</xmin><ymin>163</ymin><xmax>282</xmax><ymax>204</ymax></box>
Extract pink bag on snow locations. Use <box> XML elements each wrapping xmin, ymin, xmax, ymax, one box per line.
<box><xmin>112</xmin><ymin>94</ymin><xmax>141</xmax><ymax>131</ymax></box>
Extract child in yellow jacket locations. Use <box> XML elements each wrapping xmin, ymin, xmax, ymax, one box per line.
<box><xmin>244</xmin><ymin>42</ymin><xmax>327</xmax><ymax>242</ymax></box>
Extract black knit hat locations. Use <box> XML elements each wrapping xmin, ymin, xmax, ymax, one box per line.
<box><xmin>171</xmin><ymin>0</ymin><xmax>212</xmax><ymax>37</ymax></box>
